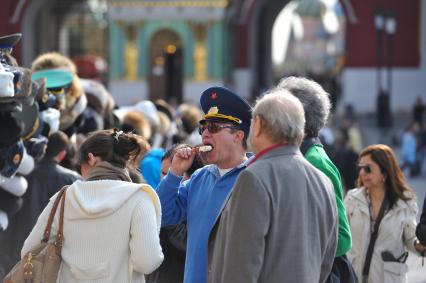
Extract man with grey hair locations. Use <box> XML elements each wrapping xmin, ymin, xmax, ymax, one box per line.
<box><xmin>278</xmin><ymin>76</ymin><xmax>355</xmax><ymax>282</ymax></box>
<box><xmin>208</xmin><ymin>89</ymin><xmax>338</xmax><ymax>283</ymax></box>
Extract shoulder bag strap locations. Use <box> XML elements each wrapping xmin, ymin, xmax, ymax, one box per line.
<box><xmin>41</xmin><ymin>186</ymin><xmax>68</xmax><ymax>243</ymax></box>
<box><xmin>362</xmin><ymin>195</ymin><xmax>390</xmax><ymax>283</ymax></box>
<box><xmin>55</xmin><ymin>188</ymin><xmax>67</xmax><ymax>246</ymax></box>
<box><xmin>54</xmin><ymin>188</ymin><xmax>67</xmax><ymax>252</ymax></box>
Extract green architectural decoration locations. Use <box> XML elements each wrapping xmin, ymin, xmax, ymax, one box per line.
<box><xmin>109</xmin><ymin>19</ymin><xmax>229</xmax><ymax>81</ymax></box>
<box><xmin>109</xmin><ymin>20</ymin><xmax>197</xmax><ymax>79</ymax></box>
<box><xmin>109</xmin><ymin>21</ymin><xmax>125</xmax><ymax>80</ymax></box>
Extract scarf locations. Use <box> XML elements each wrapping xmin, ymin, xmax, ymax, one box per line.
<box><xmin>86</xmin><ymin>161</ymin><xmax>132</xmax><ymax>182</ymax></box>
<box><xmin>300</xmin><ymin>136</ymin><xmax>322</xmax><ymax>155</ymax></box>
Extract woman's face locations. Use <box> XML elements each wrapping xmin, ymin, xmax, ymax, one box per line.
<box><xmin>358</xmin><ymin>154</ymin><xmax>386</xmax><ymax>190</ymax></box>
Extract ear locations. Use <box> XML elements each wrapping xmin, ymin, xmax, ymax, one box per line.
<box><xmin>56</xmin><ymin>149</ymin><xmax>67</xmax><ymax>162</ymax></box>
<box><xmin>253</xmin><ymin>116</ymin><xmax>262</xmax><ymax>138</ymax></box>
<box><xmin>234</xmin><ymin>129</ymin><xmax>245</xmax><ymax>143</ymax></box>
<box><xmin>87</xmin><ymin>153</ymin><xmax>98</xmax><ymax>167</ymax></box>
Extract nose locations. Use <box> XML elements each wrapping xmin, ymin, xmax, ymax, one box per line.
<box><xmin>201</xmin><ymin>127</ymin><xmax>211</xmax><ymax>138</ymax></box>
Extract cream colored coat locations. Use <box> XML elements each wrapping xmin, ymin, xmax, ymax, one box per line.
<box><xmin>344</xmin><ymin>187</ymin><xmax>419</xmax><ymax>283</ymax></box>
<box><xmin>22</xmin><ymin>180</ymin><xmax>164</xmax><ymax>283</ymax></box>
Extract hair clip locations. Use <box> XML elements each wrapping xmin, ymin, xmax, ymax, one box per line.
<box><xmin>113</xmin><ymin>129</ymin><xmax>123</xmax><ymax>141</ymax></box>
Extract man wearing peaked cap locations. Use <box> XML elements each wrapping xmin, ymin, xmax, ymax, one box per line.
<box><xmin>0</xmin><ymin>33</ymin><xmax>21</xmax><ymax>66</ymax></box>
<box><xmin>31</xmin><ymin>52</ymin><xmax>87</xmax><ymax>136</ymax></box>
<box><xmin>0</xmin><ymin>33</ymin><xmax>21</xmax><ymax>49</ymax></box>
<box><xmin>156</xmin><ymin>86</ymin><xmax>252</xmax><ymax>283</ymax></box>
<box><xmin>199</xmin><ymin>86</ymin><xmax>251</xmax><ymax>137</ymax></box>
<box><xmin>0</xmin><ymin>33</ymin><xmax>34</xmax><ymax>107</ymax></box>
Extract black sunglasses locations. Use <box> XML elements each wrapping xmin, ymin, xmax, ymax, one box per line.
<box><xmin>357</xmin><ymin>164</ymin><xmax>372</xmax><ymax>174</ymax></box>
<box><xmin>198</xmin><ymin>123</ymin><xmax>240</xmax><ymax>135</ymax></box>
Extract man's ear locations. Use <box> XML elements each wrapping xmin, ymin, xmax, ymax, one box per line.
<box><xmin>87</xmin><ymin>153</ymin><xmax>98</xmax><ymax>166</ymax></box>
<box><xmin>253</xmin><ymin>116</ymin><xmax>262</xmax><ymax>137</ymax></box>
<box><xmin>56</xmin><ymin>149</ymin><xmax>67</xmax><ymax>162</ymax></box>
<box><xmin>234</xmin><ymin>130</ymin><xmax>245</xmax><ymax>143</ymax></box>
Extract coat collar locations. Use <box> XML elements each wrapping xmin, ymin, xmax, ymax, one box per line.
<box><xmin>252</xmin><ymin>145</ymin><xmax>301</xmax><ymax>163</ymax></box>
<box><xmin>205</xmin><ymin>153</ymin><xmax>253</xmax><ymax>178</ymax></box>
<box><xmin>350</xmin><ymin>187</ymin><xmax>417</xmax><ymax>215</ymax></box>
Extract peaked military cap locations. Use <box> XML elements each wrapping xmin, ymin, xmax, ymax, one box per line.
<box><xmin>0</xmin><ymin>33</ymin><xmax>22</xmax><ymax>50</ymax></box>
<box><xmin>199</xmin><ymin>86</ymin><xmax>252</xmax><ymax>136</ymax></box>
<box><xmin>32</xmin><ymin>69</ymin><xmax>73</xmax><ymax>89</ymax></box>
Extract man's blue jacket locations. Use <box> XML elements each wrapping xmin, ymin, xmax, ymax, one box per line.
<box><xmin>156</xmin><ymin>160</ymin><xmax>250</xmax><ymax>283</ymax></box>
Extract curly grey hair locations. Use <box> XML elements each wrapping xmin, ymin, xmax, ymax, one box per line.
<box><xmin>276</xmin><ymin>76</ymin><xmax>331</xmax><ymax>137</ymax></box>
<box><xmin>252</xmin><ymin>89</ymin><xmax>305</xmax><ymax>146</ymax></box>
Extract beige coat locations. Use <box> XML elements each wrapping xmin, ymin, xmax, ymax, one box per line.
<box><xmin>344</xmin><ymin>188</ymin><xmax>419</xmax><ymax>283</ymax></box>
<box><xmin>22</xmin><ymin>180</ymin><xmax>163</xmax><ymax>283</ymax></box>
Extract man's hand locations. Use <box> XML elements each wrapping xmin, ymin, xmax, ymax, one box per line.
<box><xmin>170</xmin><ymin>147</ymin><xmax>196</xmax><ymax>177</ymax></box>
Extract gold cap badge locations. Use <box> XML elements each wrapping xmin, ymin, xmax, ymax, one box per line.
<box><xmin>208</xmin><ymin>106</ymin><xmax>219</xmax><ymax>115</ymax></box>
<box><xmin>13</xmin><ymin>154</ymin><xmax>21</xmax><ymax>165</ymax></box>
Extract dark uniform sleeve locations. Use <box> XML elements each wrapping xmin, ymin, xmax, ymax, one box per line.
<box><xmin>416</xmin><ymin>195</ymin><xmax>426</xmax><ymax>245</ymax></box>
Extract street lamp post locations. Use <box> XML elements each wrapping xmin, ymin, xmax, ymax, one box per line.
<box><xmin>374</xmin><ymin>8</ymin><xmax>395</xmax><ymax>128</ymax></box>
<box><xmin>385</xmin><ymin>10</ymin><xmax>396</xmax><ymax>106</ymax></box>
<box><xmin>374</xmin><ymin>10</ymin><xmax>384</xmax><ymax>96</ymax></box>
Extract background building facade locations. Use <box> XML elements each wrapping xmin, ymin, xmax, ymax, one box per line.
<box><xmin>0</xmin><ymin>0</ymin><xmax>424</xmax><ymax>113</ymax></box>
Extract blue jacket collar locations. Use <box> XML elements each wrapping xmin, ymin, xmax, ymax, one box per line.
<box><xmin>205</xmin><ymin>154</ymin><xmax>253</xmax><ymax>178</ymax></box>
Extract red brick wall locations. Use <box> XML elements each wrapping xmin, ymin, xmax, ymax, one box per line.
<box><xmin>0</xmin><ymin>0</ymin><xmax>30</xmax><ymax>64</ymax></box>
<box><xmin>345</xmin><ymin>0</ymin><xmax>420</xmax><ymax>67</ymax></box>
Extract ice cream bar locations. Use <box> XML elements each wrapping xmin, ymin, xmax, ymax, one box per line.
<box><xmin>195</xmin><ymin>145</ymin><xmax>213</xmax><ymax>153</ymax></box>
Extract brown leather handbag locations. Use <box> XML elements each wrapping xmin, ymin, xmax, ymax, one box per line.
<box><xmin>4</xmin><ymin>187</ymin><xmax>67</xmax><ymax>283</ymax></box>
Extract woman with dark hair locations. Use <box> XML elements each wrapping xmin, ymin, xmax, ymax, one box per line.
<box><xmin>344</xmin><ymin>144</ymin><xmax>425</xmax><ymax>283</ymax></box>
<box><xmin>21</xmin><ymin>129</ymin><xmax>163</xmax><ymax>283</ymax></box>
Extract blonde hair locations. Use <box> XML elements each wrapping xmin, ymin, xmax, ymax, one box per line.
<box><xmin>123</xmin><ymin>111</ymin><xmax>152</xmax><ymax>140</ymax></box>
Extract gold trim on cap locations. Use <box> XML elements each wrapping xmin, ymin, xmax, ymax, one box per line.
<box><xmin>203</xmin><ymin>113</ymin><xmax>242</xmax><ymax>124</ymax></box>
<box><xmin>22</xmin><ymin>117</ymin><xmax>40</xmax><ymax>141</ymax></box>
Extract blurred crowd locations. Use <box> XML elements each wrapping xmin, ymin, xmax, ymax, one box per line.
<box><xmin>0</xmin><ymin>32</ymin><xmax>425</xmax><ymax>283</ymax></box>
<box><xmin>0</xmin><ymin>33</ymin><xmax>205</xmax><ymax>279</ymax></box>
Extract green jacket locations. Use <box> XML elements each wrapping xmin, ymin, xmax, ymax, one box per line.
<box><xmin>304</xmin><ymin>143</ymin><xmax>352</xmax><ymax>256</ymax></box>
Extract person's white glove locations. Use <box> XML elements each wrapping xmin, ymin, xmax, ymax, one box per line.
<box><xmin>0</xmin><ymin>210</ymin><xmax>8</xmax><ymax>231</ymax></box>
<box><xmin>0</xmin><ymin>64</ymin><xmax>14</xmax><ymax>97</ymax></box>
<box><xmin>40</xmin><ymin>108</ymin><xmax>60</xmax><ymax>134</ymax></box>
<box><xmin>0</xmin><ymin>175</ymin><xmax>28</xmax><ymax>197</ymax></box>
<box><xmin>16</xmin><ymin>148</ymin><xmax>34</xmax><ymax>175</ymax></box>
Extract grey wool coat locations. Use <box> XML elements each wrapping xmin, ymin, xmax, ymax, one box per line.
<box><xmin>208</xmin><ymin>146</ymin><xmax>338</xmax><ymax>283</ymax></box>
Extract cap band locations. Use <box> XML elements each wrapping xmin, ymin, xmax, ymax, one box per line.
<box><xmin>32</xmin><ymin>69</ymin><xmax>73</xmax><ymax>89</ymax></box>
<box><xmin>203</xmin><ymin>113</ymin><xmax>242</xmax><ymax>124</ymax></box>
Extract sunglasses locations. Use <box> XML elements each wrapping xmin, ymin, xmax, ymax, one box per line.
<box><xmin>198</xmin><ymin>123</ymin><xmax>240</xmax><ymax>135</ymax></box>
<box><xmin>357</xmin><ymin>164</ymin><xmax>372</xmax><ymax>174</ymax></box>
